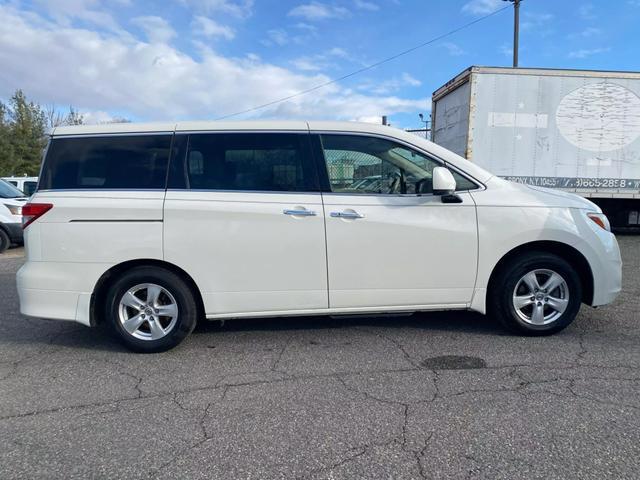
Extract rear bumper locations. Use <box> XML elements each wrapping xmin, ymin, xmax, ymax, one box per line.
<box><xmin>17</xmin><ymin>261</ymin><xmax>106</xmax><ymax>326</ymax></box>
<box><xmin>18</xmin><ymin>287</ymin><xmax>92</xmax><ymax>326</ymax></box>
<box><xmin>2</xmin><ymin>222</ymin><xmax>23</xmax><ymax>244</ymax></box>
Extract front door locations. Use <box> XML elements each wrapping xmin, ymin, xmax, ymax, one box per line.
<box><xmin>316</xmin><ymin>133</ymin><xmax>478</xmax><ymax>310</ymax></box>
<box><xmin>164</xmin><ymin>131</ymin><xmax>328</xmax><ymax>317</ymax></box>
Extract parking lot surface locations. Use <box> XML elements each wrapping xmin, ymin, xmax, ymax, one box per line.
<box><xmin>1</xmin><ymin>238</ymin><xmax>639</xmax><ymax>479</ymax></box>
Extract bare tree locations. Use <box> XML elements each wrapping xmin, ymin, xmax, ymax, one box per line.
<box><xmin>45</xmin><ymin>105</ymin><xmax>84</xmax><ymax>128</ymax></box>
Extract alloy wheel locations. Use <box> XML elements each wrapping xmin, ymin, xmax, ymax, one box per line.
<box><xmin>118</xmin><ymin>283</ymin><xmax>179</xmax><ymax>341</ymax></box>
<box><xmin>512</xmin><ymin>269</ymin><xmax>569</xmax><ymax>326</ymax></box>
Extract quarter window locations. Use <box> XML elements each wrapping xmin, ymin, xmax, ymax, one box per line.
<box><xmin>39</xmin><ymin>135</ymin><xmax>172</xmax><ymax>190</ymax></box>
<box><xmin>182</xmin><ymin>133</ymin><xmax>318</xmax><ymax>192</ymax></box>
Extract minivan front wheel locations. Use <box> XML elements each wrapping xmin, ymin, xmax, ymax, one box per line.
<box><xmin>104</xmin><ymin>266</ymin><xmax>197</xmax><ymax>352</ymax></box>
<box><xmin>489</xmin><ymin>252</ymin><xmax>582</xmax><ymax>335</ymax></box>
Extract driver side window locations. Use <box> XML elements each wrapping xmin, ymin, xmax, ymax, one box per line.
<box><xmin>320</xmin><ymin>134</ymin><xmax>439</xmax><ymax>195</ymax></box>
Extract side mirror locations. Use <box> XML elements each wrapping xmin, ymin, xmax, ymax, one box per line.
<box><xmin>432</xmin><ymin>167</ymin><xmax>456</xmax><ymax>195</ymax></box>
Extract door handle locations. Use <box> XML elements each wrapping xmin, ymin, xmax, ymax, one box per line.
<box><xmin>283</xmin><ymin>209</ymin><xmax>316</xmax><ymax>216</ymax></box>
<box><xmin>330</xmin><ymin>211</ymin><xmax>365</xmax><ymax>219</ymax></box>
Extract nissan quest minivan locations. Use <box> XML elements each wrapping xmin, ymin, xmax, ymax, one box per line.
<box><xmin>17</xmin><ymin>121</ymin><xmax>622</xmax><ymax>352</ymax></box>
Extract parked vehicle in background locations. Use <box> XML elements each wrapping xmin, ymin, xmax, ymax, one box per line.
<box><xmin>0</xmin><ymin>179</ymin><xmax>27</xmax><ymax>253</ymax></box>
<box><xmin>432</xmin><ymin>66</ymin><xmax>640</xmax><ymax>230</ymax></box>
<box><xmin>17</xmin><ymin>121</ymin><xmax>621</xmax><ymax>352</ymax></box>
<box><xmin>2</xmin><ymin>176</ymin><xmax>39</xmax><ymax>197</ymax></box>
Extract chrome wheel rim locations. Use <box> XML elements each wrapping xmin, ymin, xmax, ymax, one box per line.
<box><xmin>512</xmin><ymin>269</ymin><xmax>569</xmax><ymax>326</ymax></box>
<box><xmin>118</xmin><ymin>283</ymin><xmax>178</xmax><ymax>341</ymax></box>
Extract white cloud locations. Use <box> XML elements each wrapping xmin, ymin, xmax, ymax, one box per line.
<box><xmin>290</xmin><ymin>47</ymin><xmax>355</xmax><ymax>72</ymax></box>
<box><xmin>521</xmin><ymin>12</ymin><xmax>553</xmax><ymax>31</ymax></box>
<box><xmin>191</xmin><ymin>16</ymin><xmax>235</xmax><ymax>40</ymax></box>
<box><xmin>568</xmin><ymin>47</ymin><xmax>610</xmax><ymax>59</ymax></box>
<box><xmin>569</xmin><ymin>27</ymin><xmax>602</xmax><ymax>39</ymax></box>
<box><xmin>33</xmin><ymin>0</ymin><xmax>127</xmax><ymax>32</ymax></box>
<box><xmin>262</xmin><ymin>25</ymin><xmax>319</xmax><ymax>47</ymax></box>
<box><xmin>294</xmin><ymin>22</ymin><xmax>318</xmax><ymax>32</ymax></box>
<box><xmin>354</xmin><ymin>115</ymin><xmax>383</xmax><ymax>124</ymax></box>
<box><xmin>263</xmin><ymin>29</ymin><xmax>290</xmax><ymax>46</ymax></box>
<box><xmin>357</xmin><ymin>73</ymin><xmax>421</xmax><ymax>95</ymax></box>
<box><xmin>442</xmin><ymin>42</ymin><xmax>465</xmax><ymax>56</ymax></box>
<box><xmin>326</xmin><ymin>47</ymin><xmax>349</xmax><ymax>58</ymax></box>
<box><xmin>0</xmin><ymin>4</ymin><xmax>423</xmax><ymax>121</ymax></box>
<box><xmin>578</xmin><ymin>4</ymin><xmax>596</xmax><ymax>19</ymax></box>
<box><xmin>80</xmin><ymin>110</ymin><xmax>123</xmax><ymax>124</ymax></box>
<box><xmin>131</xmin><ymin>16</ymin><xmax>176</xmax><ymax>44</ymax></box>
<box><xmin>291</xmin><ymin>47</ymin><xmax>352</xmax><ymax>72</ymax></box>
<box><xmin>288</xmin><ymin>2</ymin><xmax>350</xmax><ymax>21</ymax></box>
<box><xmin>462</xmin><ymin>0</ymin><xmax>502</xmax><ymax>15</ymax></box>
<box><xmin>178</xmin><ymin>0</ymin><xmax>254</xmax><ymax>18</ymax></box>
<box><xmin>354</xmin><ymin>0</ymin><xmax>379</xmax><ymax>11</ymax></box>
<box><xmin>499</xmin><ymin>43</ymin><xmax>513</xmax><ymax>57</ymax></box>
<box><xmin>291</xmin><ymin>57</ymin><xmax>325</xmax><ymax>71</ymax></box>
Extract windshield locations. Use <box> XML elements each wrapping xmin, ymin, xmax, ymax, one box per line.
<box><xmin>0</xmin><ymin>179</ymin><xmax>25</xmax><ymax>198</ymax></box>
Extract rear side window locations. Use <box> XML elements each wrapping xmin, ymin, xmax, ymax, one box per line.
<box><xmin>39</xmin><ymin>135</ymin><xmax>172</xmax><ymax>190</ymax></box>
<box><xmin>175</xmin><ymin>133</ymin><xmax>318</xmax><ymax>192</ymax></box>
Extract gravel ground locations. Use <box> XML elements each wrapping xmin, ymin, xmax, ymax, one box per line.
<box><xmin>0</xmin><ymin>237</ymin><xmax>639</xmax><ymax>479</ymax></box>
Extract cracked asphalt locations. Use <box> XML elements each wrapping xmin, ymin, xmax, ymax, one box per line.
<box><xmin>1</xmin><ymin>237</ymin><xmax>640</xmax><ymax>479</ymax></box>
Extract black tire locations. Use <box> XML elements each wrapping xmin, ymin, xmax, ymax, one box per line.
<box><xmin>0</xmin><ymin>228</ymin><xmax>10</xmax><ymax>254</ymax></box>
<box><xmin>488</xmin><ymin>252</ymin><xmax>582</xmax><ymax>336</ymax></box>
<box><xmin>104</xmin><ymin>266</ymin><xmax>198</xmax><ymax>353</ymax></box>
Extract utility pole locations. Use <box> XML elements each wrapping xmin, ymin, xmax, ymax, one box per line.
<box><xmin>503</xmin><ymin>0</ymin><xmax>520</xmax><ymax>67</ymax></box>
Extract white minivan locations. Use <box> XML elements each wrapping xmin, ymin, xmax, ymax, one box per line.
<box><xmin>17</xmin><ymin>121</ymin><xmax>622</xmax><ymax>352</ymax></box>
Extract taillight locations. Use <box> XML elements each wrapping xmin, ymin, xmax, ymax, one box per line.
<box><xmin>22</xmin><ymin>203</ymin><xmax>53</xmax><ymax>229</ymax></box>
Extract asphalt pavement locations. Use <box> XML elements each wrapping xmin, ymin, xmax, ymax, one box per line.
<box><xmin>1</xmin><ymin>238</ymin><xmax>639</xmax><ymax>479</ymax></box>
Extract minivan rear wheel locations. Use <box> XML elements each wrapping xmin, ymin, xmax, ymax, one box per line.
<box><xmin>488</xmin><ymin>252</ymin><xmax>582</xmax><ymax>335</ymax></box>
<box><xmin>104</xmin><ymin>266</ymin><xmax>197</xmax><ymax>352</ymax></box>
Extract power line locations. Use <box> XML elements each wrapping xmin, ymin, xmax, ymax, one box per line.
<box><xmin>215</xmin><ymin>4</ymin><xmax>513</xmax><ymax>120</ymax></box>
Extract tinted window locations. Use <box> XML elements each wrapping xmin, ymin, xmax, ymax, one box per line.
<box><xmin>181</xmin><ymin>133</ymin><xmax>318</xmax><ymax>192</ymax></box>
<box><xmin>39</xmin><ymin>135</ymin><xmax>172</xmax><ymax>190</ymax></box>
<box><xmin>321</xmin><ymin>135</ymin><xmax>477</xmax><ymax>194</ymax></box>
<box><xmin>23</xmin><ymin>181</ymin><xmax>37</xmax><ymax>196</ymax></box>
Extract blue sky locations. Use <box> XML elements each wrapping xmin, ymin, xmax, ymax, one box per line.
<box><xmin>1</xmin><ymin>0</ymin><xmax>638</xmax><ymax>128</ymax></box>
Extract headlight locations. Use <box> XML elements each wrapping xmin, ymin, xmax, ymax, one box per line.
<box><xmin>587</xmin><ymin>212</ymin><xmax>611</xmax><ymax>232</ymax></box>
<box><xmin>4</xmin><ymin>204</ymin><xmax>22</xmax><ymax>216</ymax></box>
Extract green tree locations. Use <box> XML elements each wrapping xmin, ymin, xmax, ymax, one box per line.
<box><xmin>0</xmin><ymin>90</ymin><xmax>48</xmax><ymax>176</ymax></box>
<box><xmin>0</xmin><ymin>102</ymin><xmax>16</xmax><ymax>176</ymax></box>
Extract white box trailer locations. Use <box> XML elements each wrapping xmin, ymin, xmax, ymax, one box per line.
<box><xmin>432</xmin><ymin>66</ymin><xmax>640</xmax><ymax>229</ymax></box>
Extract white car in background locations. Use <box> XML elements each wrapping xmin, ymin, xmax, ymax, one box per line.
<box><xmin>1</xmin><ymin>176</ymin><xmax>39</xmax><ymax>197</ymax></box>
<box><xmin>0</xmin><ymin>179</ymin><xmax>27</xmax><ymax>253</ymax></box>
<box><xmin>16</xmin><ymin>121</ymin><xmax>622</xmax><ymax>352</ymax></box>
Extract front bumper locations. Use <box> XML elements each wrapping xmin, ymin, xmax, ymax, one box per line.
<box><xmin>2</xmin><ymin>222</ymin><xmax>23</xmax><ymax>244</ymax></box>
<box><xmin>574</xmin><ymin>212</ymin><xmax>623</xmax><ymax>307</ymax></box>
<box><xmin>590</xmin><ymin>236</ymin><xmax>622</xmax><ymax>306</ymax></box>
